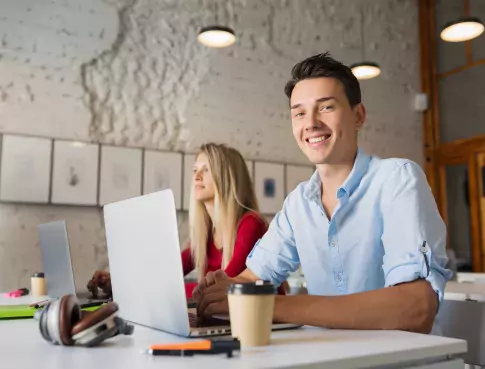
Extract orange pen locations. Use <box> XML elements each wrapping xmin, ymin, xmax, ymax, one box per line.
<box><xmin>143</xmin><ymin>339</ymin><xmax>240</xmax><ymax>357</ymax></box>
<box><xmin>149</xmin><ymin>340</ymin><xmax>213</xmax><ymax>351</ymax></box>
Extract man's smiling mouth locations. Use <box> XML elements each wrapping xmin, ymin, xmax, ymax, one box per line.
<box><xmin>306</xmin><ymin>134</ymin><xmax>331</xmax><ymax>143</ymax></box>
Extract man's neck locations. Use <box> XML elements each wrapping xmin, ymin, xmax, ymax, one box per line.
<box><xmin>316</xmin><ymin>149</ymin><xmax>358</xmax><ymax>194</ymax></box>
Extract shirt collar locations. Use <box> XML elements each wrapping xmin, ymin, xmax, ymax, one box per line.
<box><xmin>303</xmin><ymin>147</ymin><xmax>371</xmax><ymax>202</ymax></box>
<box><xmin>340</xmin><ymin>147</ymin><xmax>371</xmax><ymax>197</ymax></box>
<box><xmin>303</xmin><ymin>169</ymin><xmax>322</xmax><ymax>201</ymax></box>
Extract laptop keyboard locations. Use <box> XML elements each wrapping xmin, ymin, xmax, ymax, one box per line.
<box><xmin>188</xmin><ymin>312</ymin><xmax>229</xmax><ymax>328</ymax></box>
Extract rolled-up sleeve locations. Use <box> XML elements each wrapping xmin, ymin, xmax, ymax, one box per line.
<box><xmin>246</xmin><ymin>197</ymin><xmax>300</xmax><ymax>286</ymax></box>
<box><xmin>381</xmin><ymin>161</ymin><xmax>452</xmax><ymax>306</ymax></box>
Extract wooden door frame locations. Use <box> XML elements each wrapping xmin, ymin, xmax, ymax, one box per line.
<box><xmin>477</xmin><ymin>152</ymin><xmax>485</xmax><ymax>268</ymax></box>
<box><xmin>434</xmin><ymin>136</ymin><xmax>485</xmax><ymax>271</ymax></box>
<box><xmin>419</xmin><ymin>0</ymin><xmax>440</xmax><ymax>201</ymax></box>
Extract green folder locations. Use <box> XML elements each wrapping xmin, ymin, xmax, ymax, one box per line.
<box><xmin>0</xmin><ymin>305</ymin><xmax>37</xmax><ymax>319</ymax></box>
<box><xmin>0</xmin><ymin>304</ymin><xmax>102</xmax><ymax>320</ymax></box>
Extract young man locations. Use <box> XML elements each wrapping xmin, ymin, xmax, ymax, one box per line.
<box><xmin>194</xmin><ymin>52</ymin><xmax>451</xmax><ymax>334</ymax></box>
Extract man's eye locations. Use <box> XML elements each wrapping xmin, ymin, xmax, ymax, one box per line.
<box><xmin>294</xmin><ymin>112</ymin><xmax>304</xmax><ymax>118</ymax></box>
<box><xmin>320</xmin><ymin>105</ymin><xmax>333</xmax><ymax>111</ymax></box>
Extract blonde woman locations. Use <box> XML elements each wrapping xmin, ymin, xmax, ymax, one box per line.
<box><xmin>181</xmin><ymin>143</ymin><xmax>267</xmax><ymax>285</ymax></box>
<box><xmin>87</xmin><ymin>143</ymin><xmax>272</xmax><ymax>298</ymax></box>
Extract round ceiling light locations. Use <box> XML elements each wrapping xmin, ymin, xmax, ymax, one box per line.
<box><xmin>350</xmin><ymin>62</ymin><xmax>381</xmax><ymax>80</ymax></box>
<box><xmin>197</xmin><ymin>26</ymin><xmax>236</xmax><ymax>48</ymax></box>
<box><xmin>440</xmin><ymin>17</ymin><xmax>484</xmax><ymax>42</ymax></box>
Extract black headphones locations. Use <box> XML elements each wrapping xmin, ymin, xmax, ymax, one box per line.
<box><xmin>34</xmin><ymin>294</ymin><xmax>134</xmax><ymax>347</ymax></box>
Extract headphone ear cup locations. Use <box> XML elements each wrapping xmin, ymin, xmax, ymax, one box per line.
<box><xmin>58</xmin><ymin>295</ymin><xmax>82</xmax><ymax>346</ymax></box>
<box><xmin>37</xmin><ymin>295</ymin><xmax>81</xmax><ymax>346</ymax></box>
<box><xmin>46</xmin><ymin>299</ymin><xmax>64</xmax><ymax>345</ymax></box>
<box><xmin>71</xmin><ymin>302</ymin><xmax>119</xmax><ymax>336</ymax></box>
<box><xmin>70</xmin><ymin>302</ymin><xmax>119</xmax><ymax>346</ymax></box>
<box><xmin>37</xmin><ymin>302</ymin><xmax>53</xmax><ymax>343</ymax></box>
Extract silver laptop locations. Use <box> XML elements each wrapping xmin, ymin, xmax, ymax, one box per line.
<box><xmin>37</xmin><ymin>220</ymin><xmax>111</xmax><ymax>307</ymax></box>
<box><xmin>103</xmin><ymin>189</ymin><xmax>299</xmax><ymax>337</ymax></box>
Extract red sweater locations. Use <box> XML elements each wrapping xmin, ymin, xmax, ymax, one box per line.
<box><xmin>181</xmin><ymin>211</ymin><xmax>268</xmax><ymax>278</ymax></box>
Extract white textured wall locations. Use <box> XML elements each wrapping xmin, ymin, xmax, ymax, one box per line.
<box><xmin>0</xmin><ymin>0</ymin><xmax>423</xmax><ymax>291</ymax></box>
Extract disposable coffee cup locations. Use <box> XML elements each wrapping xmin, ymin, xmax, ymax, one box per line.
<box><xmin>227</xmin><ymin>280</ymin><xmax>277</xmax><ymax>347</ymax></box>
<box><xmin>31</xmin><ymin>272</ymin><xmax>46</xmax><ymax>296</ymax></box>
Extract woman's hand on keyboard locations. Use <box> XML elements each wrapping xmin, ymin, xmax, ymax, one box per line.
<box><xmin>87</xmin><ymin>270</ymin><xmax>112</xmax><ymax>298</ymax></box>
<box><xmin>193</xmin><ymin>270</ymin><xmax>232</xmax><ymax>317</ymax></box>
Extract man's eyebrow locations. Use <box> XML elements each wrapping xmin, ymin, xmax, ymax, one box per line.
<box><xmin>316</xmin><ymin>96</ymin><xmax>337</xmax><ymax>103</ymax></box>
<box><xmin>290</xmin><ymin>96</ymin><xmax>337</xmax><ymax>109</ymax></box>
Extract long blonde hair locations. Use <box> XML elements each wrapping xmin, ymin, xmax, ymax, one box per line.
<box><xmin>189</xmin><ymin>143</ymin><xmax>263</xmax><ymax>281</ymax></box>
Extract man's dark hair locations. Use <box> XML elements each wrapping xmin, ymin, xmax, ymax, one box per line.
<box><xmin>284</xmin><ymin>52</ymin><xmax>361</xmax><ymax>107</ymax></box>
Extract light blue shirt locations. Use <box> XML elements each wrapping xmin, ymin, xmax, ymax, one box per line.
<box><xmin>247</xmin><ymin>148</ymin><xmax>452</xmax><ymax>304</ymax></box>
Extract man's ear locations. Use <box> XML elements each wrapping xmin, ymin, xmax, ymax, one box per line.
<box><xmin>355</xmin><ymin>103</ymin><xmax>366</xmax><ymax>131</ymax></box>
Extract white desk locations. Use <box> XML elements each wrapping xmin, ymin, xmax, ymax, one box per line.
<box><xmin>456</xmin><ymin>273</ymin><xmax>485</xmax><ymax>284</ymax></box>
<box><xmin>0</xmin><ymin>319</ymin><xmax>466</xmax><ymax>369</ymax></box>
<box><xmin>0</xmin><ymin>293</ymin><xmax>468</xmax><ymax>368</ymax></box>
<box><xmin>445</xmin><ymin>281</ymin><xmax>485</xmax><ymax>302</ymax></box>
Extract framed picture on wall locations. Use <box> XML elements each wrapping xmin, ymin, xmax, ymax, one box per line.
<box><xmin>182</xmin><ymin>154</ymin><xmax>196</xmax><ymax>211</ymax></box>
<box><xmin>143</xmin><ymin>150</ymin><xmax>183</xmax><ymax>210</ymax></box>
<box><xmin>98</xmin><ymin>145</ymin><xmax>142</xmax><ymax>206</ymax></box>
<box><xmin>254</xmin><ymin>162</ymin><xmax>285</xmax><ymax>215</ymax></box>
<box><xmin>0</xmin><ymin>134</ymin><xmax>52</xmax><ymax>203</ymax></box>
<box><xmin>285</xmin><ymin>164</ymin><xmax>315</xmax><ymax>195</ymax></box>
<box><xmin>51</xmin><ymin>140</ymin><xmax>99</xmax><ymax>206</ymax></box>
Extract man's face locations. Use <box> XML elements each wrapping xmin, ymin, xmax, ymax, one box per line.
<box><xmin>290</xmin><ymin>77</ymin><xmax>365</xmax><ymax>165</ymax></box>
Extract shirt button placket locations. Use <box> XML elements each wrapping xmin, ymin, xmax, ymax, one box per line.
<box><xmin>329</xmin><ymin>240</ymin><xmax>342</xmax><ymax>286</ymax></box>
<box><xmin>328</xmin><ymin>221</ymin><xmax>345</xmax><ymax>291</ymax></box>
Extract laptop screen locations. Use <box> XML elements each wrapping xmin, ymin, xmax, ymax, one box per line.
<box><xmin>37</xmin><ymin>220</ymin><xmax>76</xmax><ymax>298</ymax></box>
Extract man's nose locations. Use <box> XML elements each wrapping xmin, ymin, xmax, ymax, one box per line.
<box><xmin>304</xmin><ymin>111</ymin><xmax>321</xmax><ymax>131</ymax></box>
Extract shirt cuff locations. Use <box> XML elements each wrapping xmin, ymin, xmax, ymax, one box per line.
<box><xmin>385</xmin><ymin>263</ymin><xmax>448</xmax><ymax>306</ymax></box>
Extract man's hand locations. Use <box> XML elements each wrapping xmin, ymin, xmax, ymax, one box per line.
<box><xmin>87</xmin><ymin>270</ymin><xmax>112</xmax><ymax>298</ymax></box>
<box><xmin>194</xmin><ymin>270</ymin><xmax>233</xmax><ymax>317</ymax></box>
<box><xmin>193</xmin><ymin>268</ymin><xmax>262</xmax><ymax>317</ymax></box>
